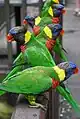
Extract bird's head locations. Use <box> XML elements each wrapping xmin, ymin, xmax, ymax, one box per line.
<box><xmin>7</xmin><ymin>26</ymin><xmax>26</xmax><ymax>46</ymax></box>
<box><xmin>23</xmin><ymin>16</ymin><xmax>35</xmax><ymax>28</ymax></box>
<box><xmin>53</xmin><ymin>8</ymin><xmax>65</xmax><ymax>18</ymax></box>
<box><xmin>53</xmin><ymin>3</ymin><xmax>64</xmax><ymax>10</ymax></box>
<box><xmin>58</xmin><ymin>61</ymin><xmax>79</xmax><ymax>79</ymax></box>
<box><xmin>53</xmin><ymin>9</ymin><xmax>61</xmax><ymax>17</ymax></box>
<box><xmin>52</xmin><ymin>3</ymin><xmax>66</xmax><ymax>14</ymax></box>
<box><xmin>45</xmin><ymin>24</ymin><xmax>64</xmax><ymax>39</ymax></box>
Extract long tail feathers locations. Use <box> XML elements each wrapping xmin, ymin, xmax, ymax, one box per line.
<box><xmin>56</xmin><ymin>86</ymin><xmax>80</xmax><ymax>115</ymax></box>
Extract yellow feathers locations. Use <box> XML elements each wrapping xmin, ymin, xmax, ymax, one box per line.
<box><xmin>25</xmin><ymin>31</ymin><xmax>31</xmax><ymax>43</ymax></box>
<box><xmin>43</xmin><ymin>26</ymin><xmax>52</xmax><ymax>39</ymax></box>
<box><xmin>48</xmin><ymin>7</ymin><xmax>54</xmax><ymax>17</ymax></box>
<box><xmin>52</xmin><ymin>0</ymin><xmax>59</xmax><ymax>4</ymax></box>
<box><xmin>53</xmin><ymin>66</ymin><xmax>65</xmax><ymax>81</ymax></box>
<box><xmin>35</xmin><ymin>16</ymin><xmax>41</xmax><ymax>25</ymax></box>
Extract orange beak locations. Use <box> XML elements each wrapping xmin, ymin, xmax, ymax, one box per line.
<box><xmin>23</xmin><ymin>19</ymin><xmax>28</xmax><ymax>25</ymax></box>
<box><xmin>52</xmin><ymin>17</ymin><xmax>60</xmax><ymax>24</ymax></box>
<box><xmin>6</xmin><ymin>33</ymin><xmax>14</xmax><ymax>42</ymax></box>
<box><xmin>60</xmin><ymin>29</ymin><xmax>64</xmax><ymax>36</ymax></box>
<box><xmin>61</xmin><ymin>9</ymin><xmax>66</xmax><ymax>14</ymax></box>
<box><xmin>73</xmin><ymin>68</ymin><xmax>79</xmax><ymax>74</ymax></box>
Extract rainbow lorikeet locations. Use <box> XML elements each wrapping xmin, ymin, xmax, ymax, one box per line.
<box><xmin>22</xmin><ymin>4</ymin><xmax>67</xmax><ymax>61</ymax></box>
<box><xmin>22</xmin><ymin>1</ymin><xmax>67</xmax><ymax>61</ymax></box>
<box><xmin>41</xmin><ymin>3</ymin><xmax>65</xmax><ymax>17</ymax></box>
<box><xmin>24</xmin><ymin>19</ymin><xmax>68</xmax><ymax>61</ymax></box>
<box><xmin>6</xmin><ymin>28</ymin><xmax>55</xmax><ymax>79</ymax></box>
<box><xmin>41</xmin><ymin>0</ymin><xmax>60</xmax><ymax>17</ymax></box>
<box><xmin>0</xmin><ymin>62</ymin><xmax>80</xmax><ymax>113</ymax></box>
<box><xmin>7</xmin><ymin>28</ymin><xmax>55</xmax><ymax>67</ymax></box>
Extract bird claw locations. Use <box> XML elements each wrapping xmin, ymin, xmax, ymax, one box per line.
<box><xmin>28</xmin><ymin>103</ymin><xmax>47</xmax><ymax>111</ymax></box>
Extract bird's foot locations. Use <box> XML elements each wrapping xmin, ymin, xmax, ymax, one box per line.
<box><xmin>28</xmin><ymin>103</ymin><xmax>47</xmax><ymax>111</ymax></box>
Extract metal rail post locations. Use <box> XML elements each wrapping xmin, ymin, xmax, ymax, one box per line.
<box><xmin>5</xmin><ymin>0</ymin><xmax>13</xmax><ymax>68</ymax></box>
<box><xmin>20</xmin><ymin>0</ymin><xmax>27</xmax><ymax>23</ymax></box>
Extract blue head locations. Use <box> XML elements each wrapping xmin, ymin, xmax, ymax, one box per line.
<box><xmin>49</xmin><ymin>24</ymin><xmax>63</xmax><ymax>39</ymax></box>
<box><xmin>53</xmin><ymin>4</ymin><xmax>64</xmax><ymax>10</ymax></box>
<box><xmin>53</xmin><ymin>4</ymin><xmax>66</xmax><ymax>15</ymax></box>
<box><xmin>7</xmin><ymin>26</ymin><xmax>26</xmax><ymax>44</ymax></box>
<box><xmin>54</xmin><ymin>9</ymin><xmax>61</xmax><ymax>17</ymax></box>
<box><xmin>23</xmin><ymin>16</ymin><xmax>35</xmax><ymax>28</ymax></box>
<box><xmin>47</xmin><ymin>24</ymin><xmax>64</xmax><ymax>39</ymax></box>
<box><xmin>58</xmin><ymin>61</ymin><xmax>79</xmax><ymax>79</ymax></box>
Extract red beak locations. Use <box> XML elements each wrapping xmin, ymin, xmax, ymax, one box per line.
<box><xmin>73</xmin><ymin>68</ymin><xmax>79</xmax><ymax>74</ymax></box>
<box><xmin>6</xmin><ymin>33</ymin><xmax>14</xmax><ymax>42</ymax></box>
<box><xmin>60</xmin><ymin>29</ymin><xmax>64</xmax><ymax>36</ymax></box>
<box><xmin>23</xmin><ymin>19</ymin><xmax>28</xmax><ymax>25</ymax></box>
<box><xmin>61</xmin><ymin>9</ymin><xmax>66</xmax><ymax>14</ymax></box>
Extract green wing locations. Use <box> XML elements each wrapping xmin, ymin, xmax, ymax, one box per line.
<box><xmin>54</xmin><ymin>38</ymin><xmax>68</xmax><ymax>61</ymax></box>
<box><xmin>3</xmin><ymin>66</ymin><xmax>23</xmax><ymax>81</ymax></box>
<box><xmin>1</xmin><ymin>67</ymin><xmax>52</xmax><ymax>94</ymax></box>
<box><xmin>37</xmin><ymin>17</ymin><xmax>52</xmax><ymax>27</ymax></box>
<box><xmin>41</xmin><ymin>0</ymin><xmax>52</xmax><ymax>17</ymax></box>
<box><xmin>14</xmin><ymin>35</ymin><xmax>56</xmax><ymax>67</ymax></box>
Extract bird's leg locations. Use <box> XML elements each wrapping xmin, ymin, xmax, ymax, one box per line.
<box><xmin>25</xmin><ymin>95</ymin><xmax>47</xmax><ymax>111</ymax></box>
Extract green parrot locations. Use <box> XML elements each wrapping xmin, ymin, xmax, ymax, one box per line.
<box><xmin>23</xmin><ymin>9</ymin><xmax>67</xmax><ymax>62</ymax></box>
<box><xmin>23</xmin><ymin>20</ymin><xmax>68</xmax><ymax>61</ymax></box>
<box><xmin>0</xmin><ymin>62</ymin><xmax>80</xmax><ymax>113</ymax></box>
<box><xmin>6</xmin><ymin>30</ymin><xmax>55</xmax><ymax>79</ymax></box>
<box><xmin>41</xmin><ymin>0</ymin><xmax>60</xmax><ymax>17</ymax></box>
<box><xmin>22</xmin><ymin>0</ymin><xmax>67</xmax><ymax>61</ymax></box>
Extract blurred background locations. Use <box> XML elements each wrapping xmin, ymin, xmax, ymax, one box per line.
<box><xmin>0</xmin><ymin>0</ymin><xmax>80</xmax><ymax>119</ymax></box>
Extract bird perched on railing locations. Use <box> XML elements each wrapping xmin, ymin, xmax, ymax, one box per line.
<box><xmin>22</xmin><ymin>6</ymin><xmax>67</xmax><ymax>61</ymax></box>
<box><xmin>0</xmin><ymin>62</ymin><xmax>79</xmax><ymax>113</ymax></box>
